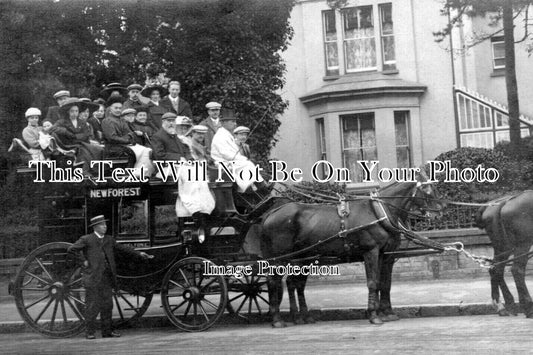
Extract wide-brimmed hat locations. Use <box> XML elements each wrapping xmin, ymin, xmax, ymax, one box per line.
<box><xmin>234</xmin><ymin>126</ymin><xmax>250</xmax><ymax>134</ymax></box>
<box><xmin>59</xmin><ymin>97</ymin><xmax>85</xmax><ymax>113</ymax></box>
<box><xmin>100</xmin><ymin>83</ymin><xmax>128</xmax><ymax>100</ymax></box>
<box><xmin>79</xmin><ymin>98</ymin><xmax>100</xmax><ymax>114</ymax></box>
<box><xmin>53</xmin><ymin>90</ymin><xmax>70</xmax><ymax>100</ymax></box>
<box><xmin>140</xmin><ymin>85</ymin><xmax>168</xmax><ymax>98</ymax></box>
<box><xmin>220</xmin><ymin>108</ymin><xmax>237</xmax><ymax>121</ymax></box>
<box><xmin>106</xmin><ymin>93</ymin><xmax>125</xmax><ymax>107</ymax></box>
<box><xmin>89</xmin><ymin>215</ymin><xmax>108</xmax><ymax>228</ymax></box>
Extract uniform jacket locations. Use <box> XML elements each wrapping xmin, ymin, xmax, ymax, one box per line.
<box><xmin>44</xmin><ymin>106</ymin><xmax>61</xmax><ymax>124</ymax></box>
<box><xmin>151</xmin><ymin>128</ymin><xmax>192</xmax><ymax>161</ymax></box>
<box><xmin>160</xmin><ymin>96</ymin><xmax>193</xmax><ymax>119</ymax></box>
<box><xmin>67</xmin><ymin>232</ymin><xmax>141</xmax><ymax>288</ymax></box>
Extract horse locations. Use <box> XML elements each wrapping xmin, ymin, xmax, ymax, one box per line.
<box><xmin>245</xmin><ymin>172</ymin><xmax>445</xmax><ymax>328</ymax></box>
<box><xmin>476</xmin><ymin>190</ymin><xmax>533</xmax><ymax>318</ymax></box>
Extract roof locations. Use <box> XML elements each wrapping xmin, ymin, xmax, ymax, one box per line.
<box><xmin>300</xmin><ymin>72</ymin><xmax>427</xmax><ymax>105</ymax></box>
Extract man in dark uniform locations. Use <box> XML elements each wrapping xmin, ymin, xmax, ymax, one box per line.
<box><xmin>44</xmin><ymin>90</ymin><xmax>70</xmax><ymax>124</ymax></box>
<box><xmin>159</xmin><ymin>81</ymin><xmax>193</xmax><ymax>118</ymax></box>
<box><xmin>68</xmin><ymin>215</ymin><xmax>153</xmax><ymax>339</ymax></box>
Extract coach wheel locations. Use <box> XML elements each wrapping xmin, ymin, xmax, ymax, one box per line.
<box><xmin>112</xmin><ymin>288</ymin><xmax>153</xmax><ymax>327</ymax></box>
<box><xmin>226</xmin><ymin>274</ymin><xmax>269</xmax><ymax>318</ymax></box>
<box><xmin>161</xmin><ymin>257</ymin><xmax>227</xmax><ymax>332</ymax></box>
<box><xmin>13</xmin><ymin>242</ymin><xmax>85</xmax><ymax>338</ymax></box>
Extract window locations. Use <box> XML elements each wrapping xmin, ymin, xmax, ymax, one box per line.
<box><xmin>379</xmin><ymin>3</ymin><xmax>395</xmax><ymax>70</ymax></box>
<box><xmin>316</xmin><ymin>118</ymin><xmax>328</xmax><ymax>179</ymax></box>
<box><xmin>491</xmin><ymin>36</ymin><xmax>505</xmax><ymax>69</ymax></box>
<box><xmin>342</xmin><ymin>6</ymin><xmax>376</xmax><ymax>72</ymax></box>
<box><xmin>394</xmin><ymin>111</ymin><xmax>411</xmax><ymax>168</ymax></box>
<box><xmin>341</xmin><ymin>113</ymin><xmax>377</xmax><ymax>182</ymax></box>
<box><xmin>456</xmin><ymin>91</ymin><xmax>531</xmax><ymax>148</ymax></box>
<box><xmin>323</xmin><ymin>10</ymin><xmax>339</xmax><ymax>76</ymax></box>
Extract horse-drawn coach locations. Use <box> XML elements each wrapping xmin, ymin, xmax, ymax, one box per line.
<box><xmin>11</xmin><ymin>155</ymin><xmax>522</xmax><ymax>338</ymax></box>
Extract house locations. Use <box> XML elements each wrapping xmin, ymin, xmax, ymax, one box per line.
<box><xmin>272</xmin><ymin>0</ymin><xmax>533</xmax><ymax>188</ymax></box>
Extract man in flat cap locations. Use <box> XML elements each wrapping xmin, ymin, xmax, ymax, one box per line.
<box><xmin>101</xmin><ymin>95</ymin><xmax>153</xmax><ymax>177</ymax></box>
<box><xmin>151</xmin><ymin>112</ymin><xmax>192</xmax><ymax>163</ymax></box>
<box><xmin>160</xmin><ymin>81</ymin><xmax>192</xmax><ymax>118</ymax></box>
<box><xmin>122</xmin><ymin>84</ymin><xmax>150</xmax><ymax>112</ymax></box>
<box><xmin>44</xmin><ymin>90</ymin><xmax>70</xmax><ymax>124</ymax></box>
<box><xmin>234</xmin><ymin>126</ymin><xmax>252</xmax><ymax>160</ymax></box>
<box><xmin>175</xmin><ymin>115</ymin><xmax>193</xmax><ymax>147</ymax></box>
<box><xmin>211</xmin><ymin>109</ymin><xmax>269</xmax><ymax>193</ymax></box>
<box><xmin>68</xmin><ymin>215</ymin><xmax>153</xmax><ymax>339</ymax></box>
<box><xmin>199</xmin><ymin>101</ymin><xmax>222</xmax><ymax>161</ymax></box>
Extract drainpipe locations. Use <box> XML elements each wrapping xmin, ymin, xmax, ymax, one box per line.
<box><xmin>448</xmin><ymin>8</ymin><xmax>460</xmax><ymax>148</ymax></box>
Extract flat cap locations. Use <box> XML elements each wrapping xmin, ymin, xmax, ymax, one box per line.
<box><xmin>53</xmin><ymin>90</ymin><xmax>70</xmax><ymax>100</ymax></box>
<box><xmin>205</xmin><ymin>102</ymin><xmax>221</xmax><ymax>110</ymax></box>
<box><xmin>191</xmin><ymin>125</ymin><xmax>208</xmax><ymax>133</ymax></box>
<box><xmin>25</xmin><ymin>107</ymin><xmax>42</xmax><ymax>117</ymax></box>
<box><xmin>120</xmin><ymin>108</ymin><xmax>137</xmax><ymax>116</ymax></box>
<box><xmin>162</xmin><ymin>112</ymin><xmax>178</xmax><ymax>121</ymax></box>
<box><xmin>175</xmin><ymin>116</ymin><xmax>192</xmax><ymax>126</ymax></box>
<box><xmin>127</xmin><ymin>83</ymin><xmax>143</xmax><ymax>92</ymax></box>
<box><xmin>234</xmin><ymin>126</ymin><xmax>250</xmax><ymax>134</ymax></box>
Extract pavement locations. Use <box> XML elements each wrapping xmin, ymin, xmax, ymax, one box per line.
<box><xmin>2</xmin><ymin>275</ymin><xmax>533</xmax><ymax>335</ymax></box>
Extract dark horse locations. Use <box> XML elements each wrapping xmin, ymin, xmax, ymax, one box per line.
<box><xmin>476</xmin><ymin>191</ymin><xmax>533</xmax><ymax>318</ymax></box>
<box><xmin>246</xmin><ymin>173</ymin><xmax>444</xmax><ymax>327</ymax></box>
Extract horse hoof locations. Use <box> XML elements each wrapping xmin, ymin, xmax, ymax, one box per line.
<box><xmin>498</xmin><ymin>309</ymin><xmax>510</xmax><ymax>317</ymax></box>
<box><xmin>304</xmin><ymin>316</ymin><xmax>316</xmax><ymax>324</ymax></box>
<box><xmin>293</xmin><ymin>318</ymin><xmax>305</xmax><ymax>325</ymax></box>
<box><xmin>380</xmin><ymin>313</ymin><xmax>400</xmax><ymax>322</ymax></box>
<box><xmin>369</xmin><ymin>317</ymin><xmax>384</xmax><ymax>325</ymax></box>
<box><xmin>272</xmin><ymin>321</ymin><xmax>287</xmax><ymax>328</ymax></box>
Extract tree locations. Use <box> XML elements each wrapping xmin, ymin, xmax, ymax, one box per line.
<box><xmin>434</xmin><ymin>0</ymin><xmax>533</xmax><ymax>153</ymax></box>
<box><xmin>0</xmin><ymin>0</ymin><xmax>295</xmax><ymax>165</ymax></box>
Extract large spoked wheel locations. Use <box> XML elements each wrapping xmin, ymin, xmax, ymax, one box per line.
<box><xmin>226</xmin><ymin>274</ymin><xmax>269</xmax><ymax>319</ymax></box>
<box><xmin>161</xmin><ymin>257</ymin><xmax>227</xmax><ymax>332</ymax></box>
<box><xmin>13</xmin><ymin>242</ymin><xmax>85</xmax><ymax>338</ymax></box>
<box><xmin>112</xmin><ymin>288</ymin><xmax>153</xmax><ymax>327</ymax></box>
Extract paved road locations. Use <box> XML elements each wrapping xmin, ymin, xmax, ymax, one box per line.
<box><xmin>1</xmin><ymin>315</ymin><xmax>532</xmax><ymax>354</ymax></box>
<box><xmin>2</xmin><ymin>278</ymin><xmax>521</xmax><ymax>323</ymax></box>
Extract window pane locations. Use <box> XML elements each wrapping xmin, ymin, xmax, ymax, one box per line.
<box><xmin>343</xmin><ymin>6</ymin><xmax>376</xmax><ymax>72</ymax></box>
<box><xmin>341</xmin><ymin>113</ymin><xmax>376</xmax><ymax>182</ymax></box>
<box><xmin>380</xmin><ymin>4</ymin><xmax>393</xmax><ymax>35</ymax></box>
<box><xmin>394</xmin><ymin>111</ymin><xmax>410</xmax><ymax>168</ymax></box>
<box><xmin>323</xmin><ymin>10</ymin><xmax>339</xmax><ymax>75</ymax></box>
<box><xmin>382</xmin><ymin>36</ymin><xmax>395</xmax><ymax>63</ymax></box>
<box><xmin>326</xmin><ymin>42</ymin><xmax>339</xmax><ymax>69</ymax></box>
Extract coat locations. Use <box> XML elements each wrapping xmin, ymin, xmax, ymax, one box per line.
<box><xmin>151</xmin><ymin>128</ymin><xmax>192</xmax><ymax>161</ymax></box>
<box><xmin>44</xmin><ymin>106</ymin><xmax>62</xmax><ymax>124</ymax></box>
<box><xmin>160</xmin><ymin>96</ymin><xmax>193</xmax><ymax>119</ymax></box>
<box><xmin>67</xmin><ymin>232</ymin><xmax>142</xmax><ymax>288</ymax></box>
<box><xmin>199</xmin><ymin>118</ymin><xmax>221</xmax><ymax>161</ymax></box>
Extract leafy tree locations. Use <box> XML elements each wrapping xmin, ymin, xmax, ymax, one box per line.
<box><xmin>0</xmin><ymin>0</ymin><xmax>294</xmax><ymax>166</ymax></box>
<box><xmin>434</xmin><ymin>0</ymin><xmax>533</xmax><ymax>154</ymax></box>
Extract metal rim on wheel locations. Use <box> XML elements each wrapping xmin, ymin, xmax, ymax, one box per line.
<box><xmin>13</xmin><ymin>242</ymin><xmax>86</xmax><ymax>338</ymax></box>
<box><xmin>112</xmin><ymin>288</ymin><xmax>153</xmax><ymax>327</ymax></box>
<box><xmin>160</xmin><ymin>257</ymin><xmax>227</xmax><ymax>332</ymax></box>
<box><xmin>226</xmin><ymin>274</ymin><xmax>269</xmax><ymax>318</ymax></box>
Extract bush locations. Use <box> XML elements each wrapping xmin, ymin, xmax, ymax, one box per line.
<box><xmin>433</xmin><ymin>145</ymin><xmax>533</xmax><ymax>202</ymax></box>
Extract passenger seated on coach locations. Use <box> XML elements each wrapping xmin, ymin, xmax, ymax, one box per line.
<box><xmin>49</xmin><ymin>98</ymin><xmax>104</xmax><ymax>172</ymax></box>
<box><xmin>130</xmin><ymin>107</ymin><xmax>156</xmax><ymax>148</ymax></box>
<box><xmin>101</xmin><ymin>95</ymin><xmax>154</xmax><ymax>177</ymax></box>
<box><xmin>21</xmin><ymin>107</ymin><xmax>46</xmax><ymax>161</ymax></box>
<box><xmin>210</xmin><ymin>109</ymin><xmax>270</xmax><ymax>194</ymax></box>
